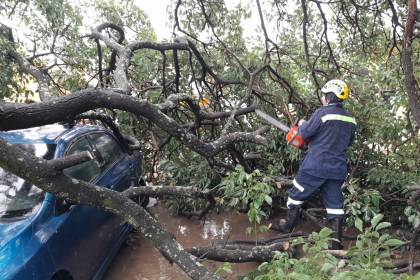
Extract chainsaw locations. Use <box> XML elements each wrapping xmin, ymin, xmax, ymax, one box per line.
<box><xmin>255</xmin><ymin>109</ymin><xmax>306</xmax><ymax>149</ymax></box>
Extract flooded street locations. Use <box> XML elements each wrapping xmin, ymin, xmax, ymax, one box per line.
<box><xmin>103</xmin><ymin>203</ymin><xmax>282</xmax><ymax>280</ymax></box>
<box><xmin>93</xmin><ymin>203</ymin><xmax>420</xmax><ymax>279</ymax></box>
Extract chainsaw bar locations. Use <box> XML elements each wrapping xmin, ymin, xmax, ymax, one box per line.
<box><xmin>255</xmin><ymin>109</ymin><xmax>291</xmax><ymax>132</ymax></box>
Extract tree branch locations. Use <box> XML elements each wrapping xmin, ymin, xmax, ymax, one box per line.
<box><xmin>1</xmin><ymin>24</ymin><xmax>53</xmax><ymax>101</ymax></box>
<box><xmin>0</xmin><ymin>139</ymin><xmax>222</xmax><ymax>280</ymax></box>
<box><xmin>0</xmin><ymin>89</ymin><xmax>267</xmax><ymax>158</ymax></box>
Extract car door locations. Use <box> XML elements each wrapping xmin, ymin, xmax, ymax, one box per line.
<box><xmin>86</xmin><ymin>133</ymin><xmax>136</xmax><ymax>238</ymax></box>
<box><xmin>43</xmin><ymin>134</ymin><xmax>121</xmax><ymax>280</ymax></box>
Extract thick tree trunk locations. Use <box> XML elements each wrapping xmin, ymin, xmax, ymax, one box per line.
<box><xmin>0</xmin><ymin>90</ymin><xmax>267</xmax><ymax>159</ymax></box>
<box><xmin>402</xmin><ymin>0</ymin><xmax>420</xmax><ymax>128</ymax></box>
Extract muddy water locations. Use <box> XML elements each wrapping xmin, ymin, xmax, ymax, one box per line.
<box><xmin>103</xmin><ymin>204</ymin><xmax>283</xmax><ymax>280</ymax></box>
<box><xmin>103</xmin><ymin>205</ymin><xmax>420</xmax><ymax>279</ymax></box>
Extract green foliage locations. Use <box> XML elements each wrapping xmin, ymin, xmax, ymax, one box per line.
<box><xmin>330</xmin><ymin>269</ymin><xmax>399</xmax><ymax>280</ymax></box>
<box><xmin>160</xmin><ymin>150</ymin><xmax>219</xmax><ymax>188</ymax></box>
<box><xmin>244</xmin><ymin>224</ymin><xmax>417</xmax><ymax>280</ymax></box>
<box><xmin>404</xmin><ymin>206</ymin><xmax>420</xmax><ymax>229</ymax></box>
<box><xmin>159</xmin><ymin>149</ymin><xmax>220</xmax><ymax>215</ymax></box>
<box><xmin>252</xmin><ymin>129</ymin><xmax>303</xmax><ymax>177</ymax></box>
<box><xmin>243</xmin><ymin>229</ymin><xmax>341</xmax><ymax>280</ymax></box>
<box><xmin>348</xmin><ymin>214</ymin><xmax>405</xmax><ymax>269</ymax></box>
<box><xmin>215</xmin><ymin>262</ymin><xmax>233</xmax><ymax>276</ymax></box>
<box><xmin>217</xmin><ymin>165</ymin><xmax>274</xmax><ymax>240</ymax></box>
<box><xmin>218</xmin><ymin>165</ymin><xmax>274</xmax><ymax>224</ymax></box>
<box><xmin>93</xmin><ymin>0</ymin><xmax>155</xmax><ymax>40</ymax></box>
<box><xmin>0</xmin><ymin>37</ymin><xmax>14</xmax><ymax>98</ymax></box>
<box><xmin>345</xmin><ymin>181</ymin><xmax>382</xmax><ymax>226</ymax></box>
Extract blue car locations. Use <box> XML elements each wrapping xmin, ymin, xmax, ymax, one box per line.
<box><xmin>0</xmin><ymin>124</ymin><xmax>144</xmax><ymax>280</ymax></box>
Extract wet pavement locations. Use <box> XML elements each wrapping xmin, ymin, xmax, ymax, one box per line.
<box><xmin>103</xmin><ymin>203</ymin><xmax>282</xmax><ymax>280</ymax></box>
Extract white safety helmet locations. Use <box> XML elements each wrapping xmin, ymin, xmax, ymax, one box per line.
<box><xmin>321</xmin><ymin>79</ymin><xmax>349</xmax><ymax>101</ymax></box>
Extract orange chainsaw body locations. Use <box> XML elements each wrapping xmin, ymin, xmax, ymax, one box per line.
<box><xmin>285</xmin><ymin>125</ymin><xmax>306</xmax><ymax>149</ymax></box>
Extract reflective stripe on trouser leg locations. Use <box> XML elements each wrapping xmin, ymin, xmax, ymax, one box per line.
<box><xmin>292</xmin><ymin>179</ymin><xmax>305</xmax><ymax>192</ymax></box>
<box><xmin>287</xmin><ymin>197</ymin><xmax>304</xmax><ymax>208</ymax></box>
<box><xmin>320</xmin><ymin>178</ymin><xmax>346</xmax><ymax>218</ymax></box>
<box><xmin>326</xmin><ymin>208</ymin><xmax>345</xmax><ymax>215</ymax></box>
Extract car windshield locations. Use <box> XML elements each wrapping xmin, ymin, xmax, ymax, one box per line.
<box><xmin>0</xmin><ymin>143</ymin><xmax>55</xmax><ymax>220</ymax></box>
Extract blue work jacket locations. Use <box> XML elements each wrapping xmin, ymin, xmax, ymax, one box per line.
<box><xmin>298</xmin><ymin>103</ymin><xmax>357</xmax><ymax>180</ymax></box>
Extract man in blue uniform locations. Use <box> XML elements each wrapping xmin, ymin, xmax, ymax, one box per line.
<box><xmin>272</xmin><ymin>79</ymin><xmax>357</xmax><ymax>249</ymax></box>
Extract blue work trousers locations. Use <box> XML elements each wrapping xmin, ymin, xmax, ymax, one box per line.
<box><xmin>287</xmin><ymin>171</ymin><xmax>345</xmax><ymax>219</ymax></box>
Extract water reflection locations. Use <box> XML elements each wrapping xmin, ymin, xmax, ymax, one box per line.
<box><xmin>201</xmin><ymin>219</ymin><xmax>231</xmax><ymax>240</ymax></box>
<box><xmin>104</xmin><ymin>204</ymin><xmax>280</xmax><ymax>280</ymax></box>
<box><xmin>177</xmin><ymin>225</ymin><xmax>188</xmax><ymax>236</ymax></box>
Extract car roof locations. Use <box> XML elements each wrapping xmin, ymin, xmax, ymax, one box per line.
<box><xmin>0</xmin><ymin>124</ymin><xmax>109</xmax><ymax>145</ymax></box>
<box><xmin>0</xmin><ymin>124</ymin><xmax>70</xmax><ymax>144</ymax></box>
<box><xmin>58</xmin><ymin>125</ymin><xmax>109</xmax><ymax>144</ymax></box>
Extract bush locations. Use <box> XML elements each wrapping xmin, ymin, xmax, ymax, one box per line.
<box><xmin>243</xmin><ymin>215</ymin><xmax>418</xmax><ymax>280</ymax></box>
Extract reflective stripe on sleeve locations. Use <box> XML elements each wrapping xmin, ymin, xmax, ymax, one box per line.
<box><xmin>293</xmin><ymin>179</ymin><xmax>305</xmax><ymax>192</ymax></box>
<box><xmin>287</xmin><ymin>197</ymin><xmax>304</xmax><ymax>208</ymax></box>
<box><xmin>321</xmin><ymin>114</ymin><xmax>357</xmax><ymax>125</ymax></box>
<box><xmin>326</xmin><ymin>208</ymin><xmax>345</xmax><ymax>215</ymax></box>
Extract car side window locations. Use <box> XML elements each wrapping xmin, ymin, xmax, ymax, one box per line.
<box><xmin>88</xmin><ymin>133</ymin><xmax>123</xmax><ymax>172</ymax></box>
<box><xmin>63</xmin><ymin>137</ymin><xmax>101</xmax><ymax>182</ymax></box>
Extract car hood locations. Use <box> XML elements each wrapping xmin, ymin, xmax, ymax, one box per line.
<box><xmin>0</xmin><ymin>218</ymin><xmax>33</xmax><ymax>274</ymax></box>
<box><xmin>0</xmin><ymin>218</ymin><xmax>32</xmax><ymax>247</ymax></box>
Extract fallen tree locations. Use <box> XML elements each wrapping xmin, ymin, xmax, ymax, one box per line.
<box><xmin>0</xmin><ymin>19</ymin><xmax>273</xmax><ymax>279</ymax></box>
<box><xmin>1</xmin><ymin>0</ymin><xmax>419</xmax><ymax>278</ymax></box>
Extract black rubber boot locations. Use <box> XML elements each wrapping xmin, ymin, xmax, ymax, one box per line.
<box><xmin>271</xmin><ymin>208</ymin><xmax>300</xmax><ymax>233</ymax></box>
<box><xmin>329</xmin><ymin>217</ymin><xmax>343</xmax><ymax>250</ymax></box>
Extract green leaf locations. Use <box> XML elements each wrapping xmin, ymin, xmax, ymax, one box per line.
<box><xmin>264</xmin><ymin>195</ymin><xmax>272</xmax><ymax>205</ymax></box>
<box><xmin>320</xmin><ymin>262</ymin><xmax>335</xmax><ymax>273</ymax></box>
<box><xmin>378</xmin><ymin>233</ymin><xmax>390</xmax><ymax>244</ymax></box>
<box><xmin>375</xmin><ymin>222</ymin><xmax>391</xmax><ymax>231</ymax></box>
<box><xmin>356</xmin><ymin>240</ymin><xmax>364</xmax><ymax>249</ymax></box>
<box><xmin>292</xmin><ymin>272</ymin><xmax>314</xmax><ymax>280</ymax></box>
<box><xmin>355</xmin><ymin>218</ymin><xmax>364</xmax><ymax>232</ymax></box>
<box><xmin>384</xmin><ymin>239</ymin><xmax>405</xmax><ymax>247</ymax></box>
<box><xmin>319</xmin><ymin>227</ymin><xmax>332</xmax><ymax>238</ymax></box>
<box><xmin>371</xmin><ymin>213</ymin><xmax>384</xmax><ymax>229</ymax></box>
<box><xmin>215</xmin><ymin>262</ymin><xmax>233</xmax><ymax>275</ymax></box>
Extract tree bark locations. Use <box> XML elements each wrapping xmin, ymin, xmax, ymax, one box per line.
<box><xmin>123</xmin><ymin>185</ymin><xmax>212</xmax><ymax>199</ymax></box>
<box><xmin>0</xmin><ymin>89</ymin><xmax>267</xmax><ymax>158</ymax></box>
<box><xmin>188</xmin><ymin>242</ymin><xmax>288</xmax><ymax>263</ymax></box>
<box><xmin>402</xmin><ymin>0</ymin><xmax>420</xmax><ymax>128</ymax></box>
